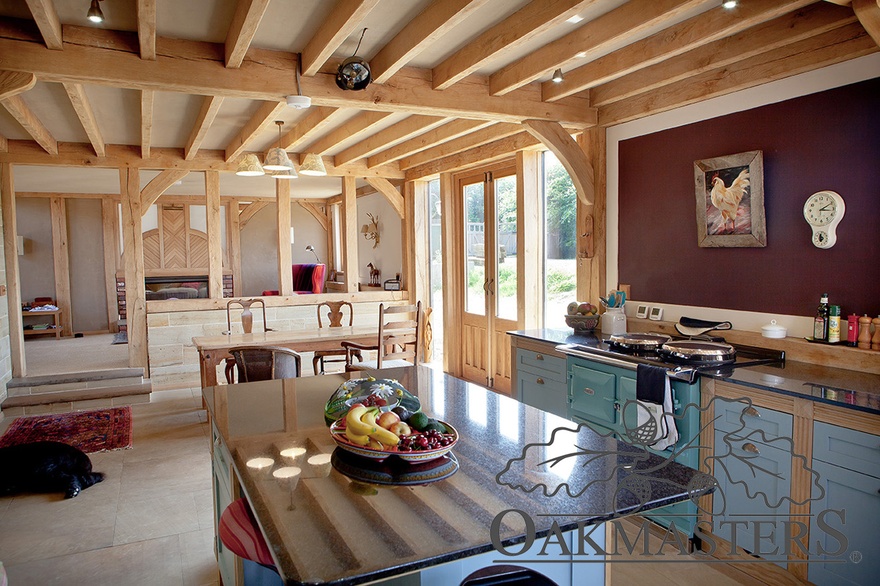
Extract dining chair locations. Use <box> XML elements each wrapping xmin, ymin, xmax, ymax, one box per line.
<box><xmin>224</xmin><ymin>299</ymin><xmax>273</xmax><ymax>383</ymax></box>
<box><xmin>342</xmin><ymin>301</ymin><xmax>421</xmax><ymax>371</ymax></box>
<box><xmin>226</xmin><ymin>346</ymin><xmax>302</xmax><ymax>383</ymax></box>
<box><xmin>312</xmin><ymin>301</ymin><xmax>362</xmax><ymax>375</ymax></box>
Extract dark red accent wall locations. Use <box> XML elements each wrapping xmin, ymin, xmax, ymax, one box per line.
<box><xmin>619</xmin><ymin>78</ymin><xmax>880</xmax><ymax>319</ymax></box>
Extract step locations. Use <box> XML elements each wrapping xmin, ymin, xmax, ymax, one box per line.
<box><xmin>1</xmin><ymin>380</ymin><xmax>152</xmax><ymax>417</ymax></box>
<box><xmin>6</xmin><ymin>368</ymin><xmax>145</xmax><ymax>397</ymax></box>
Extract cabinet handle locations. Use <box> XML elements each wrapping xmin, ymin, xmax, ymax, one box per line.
<box><xmin>536</xmin><ymin>354</ymin><xmax>544</xmax><ymax>360</ymax></box>
<box><xmin>742</xmin><ymin>442</ymin><xmax>760</xmax><ymax>455</ymax></box>
<box><xmin>743</xmin><ymin>406</ymin><xmax>761</xmax><ymax>418</ymax></box>
<box><xmin>582</xmin><ymin>387</ymin><xmax>595</xmax><ymax>395</ymax></box>
<box><xmin>614</xmin><ymin>402</ymin><xmax>621</xmax><ymax>412</ymax></box>
<box><xmin>536</xmin><ymin>377</ymin><xmax>545</xmax><ymax>385</ymax></box>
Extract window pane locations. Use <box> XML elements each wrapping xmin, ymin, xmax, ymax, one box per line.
<box><xmin>543</xmin><ymin>152</ymin><xmax>577</xmax><ymax>329</ymax></box>
<box><xmin>494</xmin><ymin>174</ymin><xmax>517</xmax><ymax>321</ymax></box>
<box><xmin>464</xmin><ymin>181</ymin><xmax>485</xmax><ymax>316</ymax></box>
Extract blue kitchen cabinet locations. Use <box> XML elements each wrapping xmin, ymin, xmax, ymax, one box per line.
<box><xmin>515</xmin><ymin>348</ymin><xmax>569</xmax><ymax>419</ymax></box>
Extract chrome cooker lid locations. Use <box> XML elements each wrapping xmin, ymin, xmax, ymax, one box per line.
<box><xmin>658</xmin><ymin>340</ymin><xmax>736</xmax><ymax>365</ymax></box>
<box><xmin>608</xmin><ymin>333</ymin><xmax>671</xmax><ymax>349</ymax></box>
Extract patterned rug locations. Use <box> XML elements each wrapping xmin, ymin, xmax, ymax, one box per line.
<box><xmin>0</xmin><ymin>406</ymin><xmax>133</xmax><ymax>453</ymax></box>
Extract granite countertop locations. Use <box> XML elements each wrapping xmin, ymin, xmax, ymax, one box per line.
<box><xmin>510</xmin><ymin>329</ymin><xmax>880</xmax><ymax>416</ymax></box>
<box><xmin>204</xmin><ymin>366</ymin><xmax>712</xmax><ymax>585</ymax></box>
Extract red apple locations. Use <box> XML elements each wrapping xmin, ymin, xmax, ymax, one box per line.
<box><xmin>377</xmin><ymin>411</ymin><xmax>400</xmax><ymax>430</ymax></box>
<box><xmin>578</xmin><ymin>303</ymin><xmax>591</xmax><ymax>315</ymax></box>
<box><xmin>390</xmin><ymin>421</ymin><xmax>412</xmax><ymax>437</ymax></box>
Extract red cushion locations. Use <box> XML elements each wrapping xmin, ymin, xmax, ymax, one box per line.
<box><xmin>219</xmin><ymin>498</ymin><xmax>275</xmax><ymax>567</ymax></box>
<box><xmin>291</xmin><ymin>263</ymin><xmax>325</xmax><ymax>294</ymax></box>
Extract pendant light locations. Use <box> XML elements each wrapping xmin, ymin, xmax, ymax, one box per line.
<box><xmin>235</xmin><ymin>154</ymin><xmax>265</xmax><ymax>176</ymax></box>
<box><xmin>299</xmin><ymin>153</ymin><xmax>327</xmax><ymax>176</ymax></box>
<box><xmin>336</xmin><ymin>29</ymin><xmax>372</xmax><ymax>91</ymax></box>
<box><xmin>87</xmin><ymin>0</ymin><xmax>104</xmax><ymax>23</ymax></box>
<box><xmin>270</xmin><ymin>168</ymin><xmax>298</xmax><ymax>180</ymax></box>
<box><xmin>263</xmin><ymin>121</ymin><xmax>294</xmax><ymax>171</ymax></box>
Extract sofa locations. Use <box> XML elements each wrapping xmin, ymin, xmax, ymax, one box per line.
<box><xmin>262</xmin><ymin>264</ymin><xmax>325</xmax><ymax>296</ymax></box>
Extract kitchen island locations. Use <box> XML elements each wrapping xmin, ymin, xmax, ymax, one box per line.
<box><xmin>204</xmin><ymin>365</ymin><xmax>714</xmax><ymax>586</ymax></box>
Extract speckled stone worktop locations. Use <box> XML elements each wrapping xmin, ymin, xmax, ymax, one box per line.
<box><xmin>204</xmin><ymin>365</ymin><xmax>711</xmax><ymax>585</ymax></box>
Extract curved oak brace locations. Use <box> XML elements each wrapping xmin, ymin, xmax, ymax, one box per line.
<box><xmin>298</xmin><ymin>201</ymin><xmax>330</xmax><ymax>231</ymax></box>
<box><xmin>521</xmin><ymin>119</ymin><xmax>594</xmax><ymax>206</ymax></box>
<box><xmin>140</xmin><ymin>169</ymin><xmax>190</xmax><ymax>210</ymax></box>
<box><xmin>365</xmin><ymin>176</ymin><xmax>405</xmax><ymax>218</ymax></box>
<box><xmin>853</xmin><ymin>0</ymin><xmax>880</xmax><ymax>46</ymax></box>
<box><xmin>0</xmin><ymin>71</ymin><xmax>36</xmax><ymax>101</ymax></box>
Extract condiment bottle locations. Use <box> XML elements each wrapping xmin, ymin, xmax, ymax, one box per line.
<box><xmin>847</xmin><ymin>314</ymin><xmax>859</xmax><ymax>346</ymax></box>
<box><xmin>813</xmin><ymin>294</ymin><xmax>830</xmax><ymax>341</ymax></box>
<box><xmin>873</xmin><ymin>316</ymin><xmax>880</xmax><ymax>351</ymax></box>
<box><xmin>827</xmin><ymin>305</ymin><xmax>841</xmax><ymax>344</ymax></box>
<box><xmin>858</xmin><ymin>315</ymin><xmax>872</xmax><ymax>349</ymax></box>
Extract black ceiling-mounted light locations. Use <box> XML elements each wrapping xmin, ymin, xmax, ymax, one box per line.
<box><xmin>87</xmin><ymin>0</ymin><xmax>104</xmax><ymax>23</ymax></box>
<box><xmin>336</xmin><ymin>28</ymin><xmax>372</xmax><ymax>91</ymax></box>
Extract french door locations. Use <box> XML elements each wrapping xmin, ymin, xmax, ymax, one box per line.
<box><xmin>457</xmin><ymin>164</ymin><xmax>518</xmax><ymax>394</ymax></box>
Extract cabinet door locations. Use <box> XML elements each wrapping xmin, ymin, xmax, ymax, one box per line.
<box><xmin>569</xmin><ymin>364</ymin><xmax>617</xmax><ymax>428</ymax></box>
<box><xmin>519</xmin><ymin>369</ymin><xmax>569</xmax><ymax>419</ymax></box>
<box><xmin>809</xmin><ymin>460</ymin><xmax>880</xmax><ymax>586</ymax></box>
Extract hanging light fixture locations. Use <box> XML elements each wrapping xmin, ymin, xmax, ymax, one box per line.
<box><xmin>235</xmin><ymin>154</ymin><xmax>265</xmax><ymax>176</ymax></box>
<box><xmin>299</xmin><ymin>153</ymin><xmax>327</xmax><ymax>176</ymax></box>
<box><xmin>336</xmin><ymin>29</ymin><xmax>372</xmax><ymax>91</ymax></box>
<box><xmin>264</xmin><ymin>121</ymin><xmax>294</xmax><ymax>171</ymax></box>
<box><xmin>270</xmin><ymin>168</ymin><xmax>298</xmax><ymax>180</ymax></box>
<box><xmin>551</xmin><ymin>69</ymin><xmax>564</xmax><ymax>83</ymax></box>
<box><xmin>87</xmin><ymin>0</ymin><xmax>104</xmax><ymax>23</ymax></box>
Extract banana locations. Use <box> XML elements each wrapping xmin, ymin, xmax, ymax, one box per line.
<box><xmin>362</xmin><ymin>410</ymin><xmax>401</xmax><ymax>446</ymax></box>
<box><xmin>345</xmin><ymin>405</ymin><xmax>376</xmax><ymax>436</ymax></box>
<box><xmin>345</xmin><ymin>426</ymin><xmax>371</xmax><ymax>446</ymax></box>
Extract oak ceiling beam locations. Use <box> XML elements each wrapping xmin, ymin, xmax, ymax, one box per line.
<box><xmin>364</xmin><ymin>177</ymin><xmax>404</xmax><ymax>218</ymax></box>
<box><xmin>140</xmin><ymin>89</ymin><xmax>153</xmax><ymax>159</ymax></box>
<box><xmin>0</xmin><ymin>28</ymin><xmax>595</xmax><ymax>125</ymax></box>
<box><xmin>62</xmin><ymin>82</ymin><xmax>105</xmax><ymax>157</ymax></box>
<box><xmin>185</xmin><ymin>95</ymin><xmax>224</xmax><ymax>160</ymax></box>
<box><xmin>0</xmin><ymin>70</ymin><xmax>36</xmax><ymax>100</ymax></box>
<box><xmin>397</xmin><ymin>123</ymin><xmax>522</xmax><ymax>170</ymax></box>
<box><xmin>137</xmin><ymin>0</ymin><xmax>157</xmax><ymax>60</ymax></box>
<box><xmin>366</xmin><ymin>118</ymin><xmax>494</xmax><ymax>168</ymax></box>
<box><xmin>279</xmin><ymin>106</ymin><xmax>343</xmax><ymax>151</ymax></box>
<box><xmin>239</xmin><ymin>200</ymin><xmax>269</xmax><ymax>227</ymax></box>
<box><xmin>301</xmin><ymin>0</ymin><xmax>381</xmax><ymax>76</ymax></box>
<box><xmin>522</xmin><ymin>120</ymin><xmax>593</xmax><ymax>206</ymax></box>
<box><xmin>304</xmin><ymin>111</ymin><xmax>392</xmax><ymax>155</ymax></box>
<box><xmin>404</xmin><ymin>131</ymin><xmax>541</xmax><ymax>180</ymax></box>
<box><xmin>853</xmin><ymin>0</ymin><xmax>880</xmax><ymax>46</ymax></box>
<box><xmin>489</xmin><ymin>0</ymin><xmax>707</xmax><ymax>96</ymax></box>
<box><xmin>224</xmin><ymin>100</ymin><xmax>287</xmax><ymax>162</ymax></box>
<box><xmin>432</xmin><ymin>0</ymin><xmax>591</xmax><ymax>90</ymax></box>
<box><xmin>599</xmin><ymin>22</ymin><xmax>877</xmax><ymax>126</ymax></box>
<box><xmin>542</xmin><ymin>0</ymin><xmax>814</xmax><ymax>102</ymax></box>
<box><xmin>0</xmin><ymin>95</ymin><xmax>57</xmax><ymax>154</ymax></box>
<box><xmin>370</xmin><ymin>0</ymin><xmax>490</xmax><ymax>84</ymax></box>
<box><xmin>140</xmin><ymin>169</ymin><xmax>190</xmax><ymax>210</ymax></box>
<box><xmin>24</xmin><ymin>0</ymin><xmax>62</xmax><ymax>50</ymax></box>
<box><xmin>297</xmin><ymin>201</ymin><xmax>330</xmax><ymax>231</ymax></box>
<box><xmin>334</xmin><ymin>114</ymin><xmax>448</xmax><ymax>166</ymax></box>
<box><xmin>591</xmin><ymin>3</ymin><xmax>858</xmax><ymax>107</ymax></box>
<box><xmin>225</xmin><ymin>0</ymin><xmax>271</xmax><ymax>68</ymax></box>
<box><xmin>0</xmin><ymin>134</ymin><xmax>6</xmax><ymax>152</ymax></box>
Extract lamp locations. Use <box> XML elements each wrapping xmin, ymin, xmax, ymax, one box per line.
<box><xmin>286</xmin><ymin>54</ymin><xmax>312</xmax><ymax>109</ymax></box>
<box><xmin>336</xmin><ymin>29</ymin><xmax>372</xmax><ymax>91</ymax></box>
<box><xmin>270</xmin><ymin>169</ymin><xmax>297</xmax><ymax>180</ymax></box>
<box><xmin>298</xmin><ymin>153</ymin><xmax>327</xmax><ymax>176</ymax></box>
<box><xmin>264</xmin><ymin>121</ymin><xmax>294</xmax><ymax>171</ymax></box>
<box><xmin>87</xmin><ymin>0</ymin><xmax>104</xmax><ymax>23</ymax></box>
<box><xmin>235</xmin><ymin>154</ymin><xmax>265</xmax><ymax>176</ymax></box>
<box><xmin>551</xmin><ymin>68</ymin><xmax>564</xmax><ymax>83</ymax></box>
<box><xmin>722</xmin><ymin>1</ymin><xmax>737</xmax><ymax>8</ymax></box>
<box><xmin>305</xmin><ymin>245</ymin><xmax>320</xmax><ymax>263</ymax></box>
<box><xmin>361</xmin><ymin>212</ymin><xmax>379</xmax><ymax>248</ymax></box>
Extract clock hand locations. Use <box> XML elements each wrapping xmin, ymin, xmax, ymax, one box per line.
<box><xmin>819</xmin><ymin>204</ymin><xmax>833</xmax><ymax>211</ymax></box>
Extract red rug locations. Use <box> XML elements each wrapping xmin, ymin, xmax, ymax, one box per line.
<box><xmin>0</xmin><ymin>406</ymin><xmax>133</xmax><ymax>453</ymax></box>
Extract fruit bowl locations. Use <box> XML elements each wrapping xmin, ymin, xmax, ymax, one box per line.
<box><xmin>330</xmin><ymin>419</ymin><xmax>459</xmax><ymax>464</ymax></box>
<box><xmin>565</xmin><ymin>313</ymin><xmax>600</xmax><ymax>332</ymax></box>
<box><xmin>324</xmin><ymin>377</ymin><xmax>420</xmax><ymax>426</ymax></box>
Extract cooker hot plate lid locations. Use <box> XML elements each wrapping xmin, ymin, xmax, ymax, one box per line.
<box><xmin>659</xmin><ymin>340</ymin><xmax>736</xmax><ymax>364</ymax></box>
<box><xmin>608</xmin><ymin>333</ymin><xmax>671</xmax><ymax>349</ymax></box>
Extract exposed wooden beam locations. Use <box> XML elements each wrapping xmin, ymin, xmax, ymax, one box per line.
<box><xmin>276</xmin><ymin>179</ymin><xmax>293</xmax><ymax>296</ymax></box>
<box><xmin>1</xmin><ymin>162</ymin><xmax>25</xmax><ymax>376</ymax></box>
<box><xmin>0</xmin><ymin>94</ymin><xmax>58</xmax><ymax>154</ymax></box>
<box><xmin>341</xmin><ymin>176</ymin><xmax>358</xmax><ymax>294</ymax></box>
<box><xmin>137</xmin><ymin>0</ymin><xmax>157</xmax><ymax>60</ymax></box>
<box><xmin>239</xmin><ymin>200</ymin><xmax>269</xmax><ymax>227</ymax></box>
<box><xmin>185</xmin><ymin>95</ymin><xmax>224</xmax><ymax>160</ymax></box>
<box><xmin>50</xmin><ymin>196</ymin><xmax>73</xmax><ymax>336</ymax></box>
<box><xmin>279</xmin><ymin>106</ymin><xmax>343</xmax><ymax>151</ymax></box>
<box><xmin>542</xmin><ymin>0</ymin><xmax>814</xmax><ymax>102</ymax></box>
<box><xmin>404</xmin><ymin>131</ymin><xmax>541</xmax><ymax>180</ymax></box>
<box><xmin>120</xmin><ymin>167</ymin><xmax>147</xmax><ymax>369</ymax></box>
<box><xmin>298</xmin><ymin>201</ymin><xmax>330</xmax><ymax>231</ymax></box>
<box><xmin>0</xmin><ymin>133</ymin><xmax>7</xmax><ymax>153</ymax></box>
<box><xmin>301</xmin><ymin>0</ymin><xmax>381</xmax><ymax>76</ymax></box>
<box><xmin>334</xmin><ymin>115</ymin><xmax>448</xmax><ymax>166</ymax></box>
<box><xmin>0</xmin><ymin>70</ymin><xmax>36</xmax><ymax>100</ymax></box>
<box><xmin>599</xmin><ymin>22</ymin><xmax>878</xmax><ymax>126</ymax></box>
<box><xmin>591</xmin><ymin>3</ymin><xmax>858</xmax><ymax>107</ymax></box>
<box><xmin>140</xmin><ymin>89</ymin><xmax>153</xmax><ymax>159</ymax></box>
<box><xmin>140</xmin><ymin>169</ymin><xmax>190</xmax><ymax>210</ymax></box>
<box><xmin>432</xmin><ymin>0</ymin><xmax>590</xmax><ymax>90</ymax></box>
<box><xmin>522</xmin><ymin>119</ymin><xmax>593</xmax><ymax>206</ymax></box>
<box><xmin>371</xmin><ymin>0</ymin><xmax>490</xmax><ymax>84</ymax></box>
<box><xmin>62</xmin><ymin>82</ymin><xmax>105</xmax><ymax>156</ymax></box>
<box><xmin>206</xmin><ymin>170</ymin><xmax>223</xmax><ymax>298</ymax></box>
<box><xmin>397</xmin><ymin>123</ymin><xmax>522</xmax><ymax>170</ymax></box>
<box><xmin>224</xmin><ymin>100</ymin><xmax>286</xmax><ymax>162</ymax></box>
<box><xmin>25</xmin><ymin>0</ymin><xmax>62</xmax><ymax>50</ymax></box>
<box><xmin>367</xmin><ymin>119</ymin><xmax>494</xmax><ymax>168</ymax></box>
<box><xmin>364</xmin><ymin>177</ymin><xmax>404</xmax><ymax>218</ymax></box>
<box><xmin>225</xmin><ymin>0</ymin><xmax>271</xmax><ymax>68</ymax></box>
<box><xmin>101</xmin><ymin>198</ymin><xmax>120</xmax><ymax>332</ymax></box>
<box><xmin>489</xmin><ymin>0</ymin><xmax>706</xmax><ymax>96</ymax></box>
<box><xmin>304</xmin><ymin>111</ymin><xmax>392</xmax><ymax>155</ymax></box>
<box><xmin>853</xmin><ymin>0</ymin><xmax>880</xmax><ymax>46</ymax></box>
<box><xmin>227</xmin><ymin>198</ymin><xmax>241</xmax><ymax>295</ymax></box>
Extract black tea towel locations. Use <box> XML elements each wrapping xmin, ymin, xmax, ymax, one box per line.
<box><xmin>636</xmin><ymin>364</ymin><xmax>667</xmax><ymax>405</ymax></box>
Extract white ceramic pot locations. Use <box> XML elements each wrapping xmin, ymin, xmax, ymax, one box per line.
<box><xmin>761</xmin><ymin>320</ymin><xmax>787</xmax><ymax>339</ymax></box>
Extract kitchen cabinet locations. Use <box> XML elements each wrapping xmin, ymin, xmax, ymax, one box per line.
<box><xmin>211</xmin><ymin>422</ymin><xmax>239</xmax><ymax>586</ymax></box>
<box><xmin>512</xmin><ymin>340</ymin><xmax>569</xmax><ymax>420</ymax></box>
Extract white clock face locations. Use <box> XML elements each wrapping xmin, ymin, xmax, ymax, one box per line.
<box><xmin>813</xmin><ymin>230</ymin><xmax>828</xmax><ymax>247</ymax></box>
<box><xmin>804</xmin><ymin>193</ymin><xmax>837</xmax><ymax>226</ymax></box>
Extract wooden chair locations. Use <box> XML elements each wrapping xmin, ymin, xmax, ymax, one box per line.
<box><xmin>226</xmin><ymin>346</ymin><xmax>302</xmax><ymax>383</ymax></box>
<box><xmin>312</xmin><ymin>301</ymin><xmax>362</xmax><ymax>375</ymax></box>
<box><xmin>342</xmin><ymin>302</ymin><xmax>421</xmax><ymax>372</ymax></box>
<box><xmin>224</xmin><ymin>299</ymin><xmax>272</xmax><ymax>383</ymax></box>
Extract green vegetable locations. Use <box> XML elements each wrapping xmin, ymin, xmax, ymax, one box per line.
<box><xmin>408</xmin><ymin>412</ymin><xmax>429</xmax><ymax>431</ymax></box>
<box><xmin>423</xmin><ymin>421</ymin><xmax>446</xmax><ymax>433</ymax></box>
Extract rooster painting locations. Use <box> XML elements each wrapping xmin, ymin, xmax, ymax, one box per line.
<box><xmin>708</xmin><ymin>167</ymin><xmax>750</xmax><ymax>234</ymax></box>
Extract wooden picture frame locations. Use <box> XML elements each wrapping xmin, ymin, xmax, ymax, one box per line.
<box><xmin>694</xmin><ymin>150</ymin><xmax>766</xmax><ymax>247</ymax></box>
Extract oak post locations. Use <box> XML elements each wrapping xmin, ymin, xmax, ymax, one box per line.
<box><xmin>0</xmin><ymin>162</ymin><xmax>25</xmax><ymax>377</ymax></box>
<box><xmin>120</xmin><ymin>167</ymin><xmax>148</xmax><ymax>369</ymax></box>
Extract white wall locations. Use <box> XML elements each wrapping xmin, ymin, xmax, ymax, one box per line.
<box><xmin>355</xmin><ymin>193</ymin><xmax>403</xmax><ymax>286</ymax></box>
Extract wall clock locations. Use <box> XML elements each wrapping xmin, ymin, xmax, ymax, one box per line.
<box><xmin>803</xmin><ymin>190</ymin><xmax>845</xmax><ymax>249</ymax></box>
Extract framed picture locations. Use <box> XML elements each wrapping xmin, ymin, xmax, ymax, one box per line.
<box><xmin>694</xmin><ymin>150</ymin><xmax>766</xmax><ymax>247</ymax></box>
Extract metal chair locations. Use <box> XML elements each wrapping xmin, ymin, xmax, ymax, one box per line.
<box><xmin>226</xmin><ymin>346</ymin><xmax>301</xmax><ymax>383</ymax></box>
<box><xmin>342</xmin><ymin>301</ymin><xmax>421</xmax><ymax>372</ymax></box>
<box><xmin>312</xmin><ymin>301</ymin><xmax>362</xmax><ymax>375</ymax></box>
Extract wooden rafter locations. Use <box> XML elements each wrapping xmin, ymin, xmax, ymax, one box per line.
<box><xmin>432</xmin><ymin>0</ymin><xmax>590</xmax><ymax>90</ymax></box>
<box><xmin>397</xmin><ymin>123</ymin><xmax>522</xmax><ymax>170</ymax></box>
<box><xmin>304</xmin><ymin>111</ymin><xmax>392</xmax><ymax>155</ymax></box>
<box><xmin>522</xmin><ymin>120</ymin><xmax>593</xmax><ymax>206</ymax></box>
<box><xmin>62</xmin><ymin>82</ymin><xmax>105</xmax><ymax>156</ymax></box>
<box><xmin>185</xmin><ymin>95</ymin><xmax>224</xmax><ymax>160</ymax></box>
<box><xmin>489</xmin><ymin>0</ymin><xmax>706</xmax><ymax>96</ymax></box>
<box><xmin>140</xmin><ymin>169</ymin><xmax>190</xmax><ymax>210</ymax></box>
<box><xmin>239</xmin><ymin>201</ymin><xmax>269</xmax><ymax>227</ymax></box>
<box><xmin>364</xmin><ymin>177</ymin><xmax>404</xmax><ymax>218</ymax></box>
<box><xmin>225</xmin><ymin>0</ymin><xmax>271</xmax><ymax>68</ymax></box>
<box><xmin>0</xmin><ymin>70</ymin><xmax>36</xmax><ymax>100</ymax></box>
<box><xmin>0</xmin><ymin>94</ymin><xmax>58</xmax><ymax>154</ymax></box>
<box><xmin>366</xmin><ymin>119</ymin><xmax>494</xmax><ymax>168</ymax></box>
<box><xmin>24</xmin><ymin>0</ymin><xmax>62</xmax><ymax>50</ymax></box>
<box><xmin>334</xmin><ymin>115</ymin><xmax>448</xmax><ymax>166</ymax></box>
<box><xmin>279</xmin><ymin>106</ymin><xmax>344</xmax><ymax>151</ymax></box>
<box><xmin>405</xmin><ymin>131</ymin><xmax>541</xmax><ymax>180</ymax></box>
<box><xmin>137</xmin><ymin>0</ymin><xmax>157</xmax><ymax>60</ymax></box>
<box><xmin>542</xmin><ymin>0</ymin><xmax>815</xmax><ymax>102</ymax></box>
<box><xmin>301</xmin><ymin>0</ymin><xmax>381</xmax><ymax>76</ymax></box>
<box><xmin>371</xmin><ymin>0</ymin><xmax>490</xmax><ymax>84</ymax></box>
<box><xmin>0</xmin><ymin>133</ymin><xmax>7</xmax><ymax>153</ymax></box>
<box><xmin>224</xmin><ymin>100</ymin><xmax>286</xmax><ymax>162</ymax></box>
<box><xmin>853</xmin><ymin>0</ymin><xmax>880</xmax><ymax>46</ymax></box>
<box><xmin>297</xmin><ymin>201</ymin><xmax>330</xmax><ymax>231</ymax></box>
<box><xmin>141</xmin><ymin>89</ymin><xmax>153</xmax><ymax>159</ymax></box>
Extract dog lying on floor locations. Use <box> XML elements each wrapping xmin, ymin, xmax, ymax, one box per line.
<box><xmin>0</xmin><ymin>441</ymin><xmax>105</xmax><ymax>498</ymax></box>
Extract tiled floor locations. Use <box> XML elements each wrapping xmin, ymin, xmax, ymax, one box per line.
<box><xmin>0</xmin><ymin>386</ymin><xmax>218</xmax><ymax>586</ymax></box>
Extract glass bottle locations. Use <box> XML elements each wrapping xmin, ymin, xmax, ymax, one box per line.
<box><xmin>827</xmin><ymin>305</ymin><xmax>841</xmax><ymax>343</ymax></box>
<box><xmin>813</xmin><ymin>293</ymin><xmax>829</xmax><ymax>341</ymax></box>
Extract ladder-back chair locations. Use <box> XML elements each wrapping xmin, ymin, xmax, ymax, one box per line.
<box><xmin>342</xmin><ymin>301</ymin><xmax>421</xmax><ymax>372</ymax></box>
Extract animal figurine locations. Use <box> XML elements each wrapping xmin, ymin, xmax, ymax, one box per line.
<box><xmin>367</xmin><ymin>263</ymin><xmax>381</xmax><ymax>286</ymax></box>
<box><xmin>0</xmin><ymin>441</ymin><xmax>105</xmax><ymax>498</ymax></box>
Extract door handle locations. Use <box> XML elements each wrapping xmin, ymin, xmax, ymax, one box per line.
<box><xmin>582</xmin><ymin>387</ymin><xmax>595</xmax><ymax>395</ymax></box>
<box><xmin>741</xmin><ymin>442</ymin><xmax>760</xmax><ymax>455</ymax></box>
<box><xmin>613</xmin><ymin>402</ymin><xmax>621</xmax><ymax>412</ymax></box>
<box><xmin>536</xmin><ymin>377</ymin><xmax>544</xmax><ymax>385</ymax></box>
<box><xmin>483</xmin><ymin>279</ymin><xmax>489</xmax><ymax>294</ymax></box>
<box><xmin>487</xmin><ymin>278</ymin><xmax>495</xmax><ymax>295</ymax></box>
<box><xmin>743</xmin><ymin>406</ymin><xmax>761</xmax><ymax>418</ymax></box>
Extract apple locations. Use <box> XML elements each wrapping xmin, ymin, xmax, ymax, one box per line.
<box><xmin>390</xmin><ymin>421</ymin><xmax>412</xmax><ymax>437</ymax></box>
<box><xmin>377</xmin><ymin>411</ymin><xmax>400</xmax><ymax>430</ymax></box>
<box><xmin>578</xmin><ymin>302</ymin><xmax>592</xmax><ymax>315</ymax></box>
<box><xmin>567</xmin><ymin>301</ymin><xmax>580</xmax><ymax>315</ymax></box>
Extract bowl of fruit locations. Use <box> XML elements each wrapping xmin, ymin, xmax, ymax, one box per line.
<box><xmin>330</xmin><ymin>403</ymin><xmax>458</xmax><ymax>464</ymax></box>
<box><xmin>324</xmin><ymin>377</ymin><xmax>420</xmax><ymax>426</ymax></box>
<box><xmin>565</xmin><ymin>301</ymin><xmax>600</xmax><ymax>331</ymax></box>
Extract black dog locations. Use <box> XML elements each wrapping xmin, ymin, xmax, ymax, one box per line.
<box><xmin>0</xmin><ymin>441</ymin><xmax>105</xmax><ymax>498</ymax></box>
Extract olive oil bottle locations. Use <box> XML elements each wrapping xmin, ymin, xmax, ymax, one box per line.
<box><xmin>814</xmin><ymin>293</ymin><xmax>830</xmax><ymax>341</ymax></box>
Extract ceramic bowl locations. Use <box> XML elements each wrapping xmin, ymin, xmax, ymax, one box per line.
<box><xmin>324</xmin><ymin>377</ymin><xmax>420</xmax><ymax>425</ymax></box>
<box><xmin>330</xmin><ymin>419</ymin><xmax>458</xmax><ymax>464</ymax></box>
<box><xmin>761</xmin><ymin>320</ymin><xmax>787</xmax><ymax>339</ymax></box>
<box><xmin>565</xmin><ymin>313</ymin><xmax>600</xmax><ymax>332</ymax></box>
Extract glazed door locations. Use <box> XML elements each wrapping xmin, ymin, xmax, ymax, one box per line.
<box><xmin>458</xmin><ymin>166</ymin><xmax>518</xmax><ymax>394</ymax></box>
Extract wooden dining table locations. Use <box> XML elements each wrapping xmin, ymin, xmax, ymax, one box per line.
<box><xmin>192</xmin><ymin>325</ymin><xmax>378</xmax><ymax>387</ymax></box>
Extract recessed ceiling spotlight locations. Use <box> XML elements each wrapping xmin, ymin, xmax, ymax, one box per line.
<box><xmin>566</xmin><ymin>15</ymin><xmax>584</xmax><ymax>24</ymax></box>
<box><xmin>551</xmin><ymin>69</ymin><xmax>564</xmax><ymax>83</ymax></box>
<box><xmin>576</xmin><ymin>51</ymin><xmax>587</xmax><ymax>58</ymax></box>
<box><xmin>87</xmin><ymin>0</ymin><xmax>104</xmax><ymax>23</ymax></box>
<box><xmin>722</xmin><ymin>0</ymin><xmax>737</xmax><ymax>8</ymax></box>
